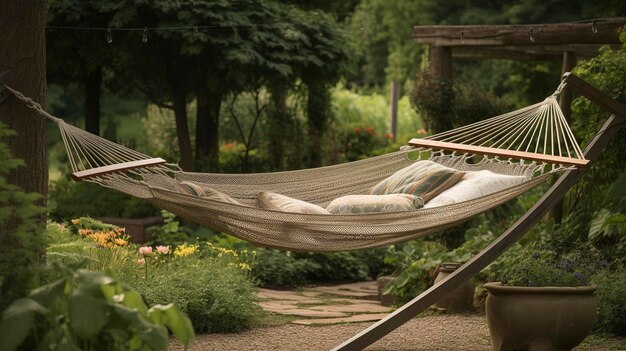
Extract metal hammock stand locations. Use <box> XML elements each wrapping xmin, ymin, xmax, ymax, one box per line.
<box><xmin>1</xmin><ymin>72</ymin><xmax>624</xmax><ymax>350</ymax></box>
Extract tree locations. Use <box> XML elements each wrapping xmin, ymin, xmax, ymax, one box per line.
<box><xmin>0</xmin><ymin>1</ymin><xmax>47</xmax><ymax>309</ymax></box>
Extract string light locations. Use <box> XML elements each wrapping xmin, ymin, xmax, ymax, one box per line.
<box><xmin>142</xmin><ymin>27</ymin><xmax>148</xmax><ymax>43</ymax></box>
<box><xmin>591</xmin><ymin>19</ymin><xmax>598</xmax><ymax>33</ymax></box>
<box><xmin>106</xmin><ymin>28</ymin><xmax>112</xmax><ymax>43</ymax></box>
<box><xmin>460</xmin><ymin>31</ymin><xmax>465</xmax><ymax>43</ymax></box>
<box><xmin>529</xmin><ymin>28</ymin><xmax>535</xmax><ymax>42</ymax></box>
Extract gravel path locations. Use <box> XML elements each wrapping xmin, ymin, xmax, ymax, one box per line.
<box><xmin>170</xmin><ymin>314</ymin><xmax>493</xmax><ymax>351</ymax></box>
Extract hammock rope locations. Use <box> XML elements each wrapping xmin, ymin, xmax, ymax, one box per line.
<box><xmin>3</xmin><ymin>81</ymin><xmax>589</xmax><ymax>251</ymax></box>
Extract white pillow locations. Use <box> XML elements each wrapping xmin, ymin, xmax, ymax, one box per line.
<box><xmin>424</xmin><ymin>170</ymin><xmax>526</xmax><ymax>208</ymax></box>
<box><xmin>327</xmin><ymin>194</ymin><xmax>424</xmax><ymax>214</ymax></box>
<box><xmin>257</xmin><ymin>192</ymin><xmax>330</xmax><ymax>214</ymax></box>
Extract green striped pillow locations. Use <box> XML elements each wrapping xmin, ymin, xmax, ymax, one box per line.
<box><xmin>368</xmin><ymin>160</ymin><xmax>464</xmax><ymax>202</ymax></box>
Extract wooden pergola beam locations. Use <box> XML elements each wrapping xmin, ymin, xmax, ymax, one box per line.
<box><xmin>451</xmin><ymin>44</ymin><xmax>621</xmax><ymax>60</ymax></box>
<box><xmin>413</xmin><ymin>18</ymin><xmax>626</xmax><ymax>47</ymax></box>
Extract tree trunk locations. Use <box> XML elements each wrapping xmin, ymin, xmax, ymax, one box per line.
<box><xmin>306</xmin><ymin>81</ymin><xmax>331</xmax><ymax>167</ymax></box>
<box><xmin>0</xmin><ymin>1</ymin><xmax>47</xmax><ymax>309</ymax></box>
<box><xmin>0</xmin><ymin>2</ymin><xmax>48</xmax><ymax>200</ymax></box>
<box><xmin>267</xmin><ymin>87</ymin><xmax>288</xmax><ymax>170</ymax></box>
<box><xmin>195</xmin><ymin>89</ymin><xmax>220</xmax><ymax>170</ymax></box>
<box><xmin>84</xmin><ymin>66</ymin><xmax>102</xmax><ymax>135</ymax></box>
<box><xmin>172</xmin><ymin>87</ymin><xmax>194</xmax><ymax>171</ymax></box>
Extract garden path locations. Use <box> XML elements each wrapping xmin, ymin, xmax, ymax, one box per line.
<box><xmin>170</xmin><ymin>281</ymin><xmax>626</xmax><ymax>351</ymax></box>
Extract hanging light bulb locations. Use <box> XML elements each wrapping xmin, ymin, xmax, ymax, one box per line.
<box><xmin>591</xmin><ymin>19</ymin><xmax>598</xmax><ymax>34</ymax></box>
<box><xmin>460</xmin><ymin>31</ymin><xmax>465</xmax><ymax>43</ymax></box>
<box><xmin>106</xmin><ymin>28</ymin><xmax>112</xmax><ymax>43</ymax></box>
<box><xmin>529</xmin><ymin>28</ymin><xmax>535</xmax><ymax>42</ymax></box>
<box><xmin>142</xmin><ymin>27</ymin><xmax>148</xmax><ymax>43</ymax></box>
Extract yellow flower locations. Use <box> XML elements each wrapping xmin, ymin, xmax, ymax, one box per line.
<box><xmin>239</xmin><ymin>263</ymin><xmax>251</xmax><ymax>271</ymax></box>
<box><xmin>174</xmin><ymin>244</ymin><xmax>199</xmax><ymax>258</ymax></box>
<box><xmin>114</xmin><ymin>238</ymin><xmax>128</xmax><ymax>246</ymax></box>
<box><xmin>71</xmin><ymin>219</ymin><xmax>80</xmax><ymax>225</ymax></box>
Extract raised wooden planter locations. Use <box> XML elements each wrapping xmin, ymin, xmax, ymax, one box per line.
<box><xmin>96</xmin><ymin>216</ymin><xmax>163</xmax><ymax>243</ymax></box>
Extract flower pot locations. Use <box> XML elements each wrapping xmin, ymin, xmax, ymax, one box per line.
<box><xmin>432</xmin><ymin>262</ymin><xmax>475</xmax><ymax>312</ymax></box>
<box><xmin>377</xmin><ymin>276</ymin><xmax>397</xmax><ymax>306</ymax></box>
<box><xmin>484</xmin><ymin>282</ymin><xmax>597</xmax><ymax>351</ymax></box>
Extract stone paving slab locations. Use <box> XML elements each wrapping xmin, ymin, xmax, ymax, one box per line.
<box><xmin>309</xmin><ymin>304</ymin><xmax>391</xmax><ymax>313</ymax></box>
<box><xmin>257</xmin><ymin>281</ymin><xmax>389</xmax><ymax>324</ymax></box>
<box><xmin>257</xmin><ymin>289</ymin><xmax>322</xmax><ymax>303</ymax></box>
<box><xmin>291</xmin><ymin>313</ymin><xmax>390</xmax><ymax>325</ymax></box>
<box><xmin>262</xmin><ymin>308</ymin><xmax>348</xmax><ymax>318</ymax></box>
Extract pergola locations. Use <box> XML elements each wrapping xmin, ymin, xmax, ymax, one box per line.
<box><xmin>412</xmin><ymin>18</ymin><xmax>626</xmax><ymax>83</ymax></box>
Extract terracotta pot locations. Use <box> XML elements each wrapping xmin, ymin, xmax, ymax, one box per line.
<box><xmin>484</xmin><ymin>282</ymin><xmax>597</xmax><ymax>351</ymax></box>
<box><xmin>432</xmin><ymin>262</ymin><xmax>475</xmax><ymax>312</ymax></box>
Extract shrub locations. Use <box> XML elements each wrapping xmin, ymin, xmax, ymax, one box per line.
<box><xmin>132</xmin><ymin>254</ymin><xmax>261</xmax><ymax>333</ymax></box>
<box><xmin>592</xmin><ymin>269</ymin><xmax>626</xmax><ymax>336</ymax></box>
<box><xmin>48</xmin><ymin>178</ymin><xmax>158</xmax><ymax>221</ymax></box>
<box><xmin>0</xmin><ymin>122</ymin><xmax>45</xmax><ymax>311</ymax></box>
<box><xmin>0</xmin><ymin>266</ymin><xmax>194</xmax><ymax>351</ymax></box>
<box><xmin>253</xmin><ymin>249</ymin><xmax>320</xmax><ymax>289</ymax></box>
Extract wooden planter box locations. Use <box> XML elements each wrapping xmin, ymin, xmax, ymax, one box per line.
<box><xmin>96</xmin><ymin>216</ymin><xmax>163</xmax><ymax>243</ymax></box>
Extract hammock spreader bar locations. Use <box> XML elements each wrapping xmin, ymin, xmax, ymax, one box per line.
<box><xmin>409</xmin><ymin>139</ymin><xmax>590</xmax><ymax>167</ymax></box>
<box><xmin>72</xmin><ymin>157</ymin><xmax>167</xmax><ymax>181</ymax></box>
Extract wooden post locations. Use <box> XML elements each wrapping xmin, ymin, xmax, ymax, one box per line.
<box><xmin>428</xmin><ymin>45</ymin><xmax>453</xmax><ymax>82</ymax></box>
<box><xmin>389</xmin><ymin>81</ymin><xmax>399</xmax><ymax>142</ymax></box>
<box><xmin>551</xmin><ymin>51</ymin><xmax>576</xmax><ymax>224</ymax></box>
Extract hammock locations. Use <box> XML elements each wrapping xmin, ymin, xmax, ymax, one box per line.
<box><xmin>4</xmin><ymin>80</ymin><xmax>587</xmax><ymax>251</ymax></box>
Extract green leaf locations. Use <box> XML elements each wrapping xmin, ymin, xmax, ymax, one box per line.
<box><xmin>121</xmin><ymin>290</ymin><xmax>148</xmax><ymax>317</ymax></box>
<box><xmin>68</xmin><ymin>291</ymin><xmax>110</xmax><ymax>339</ymax></box>
<box><xmin>29</xmin><ymin>278</ymin><xmax>67</xmax><ymax>306</ymax></box>
<box><xmin>149</xmin><ymin>304</ymin><xmax>195</xmax><ymax>346</ymax></box>
<box><xmin>0</xmin><ymin>298</ymin><xmax>48</xmax><ymax>351</ymax></box>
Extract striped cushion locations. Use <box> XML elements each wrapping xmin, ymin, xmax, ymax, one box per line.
<box><xmin>368</xmin><ymin>160</ymin><xmax>464</xmax><ymax>202</ymax></box>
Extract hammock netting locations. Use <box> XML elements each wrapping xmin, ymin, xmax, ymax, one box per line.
<box><xmin>5</xmin><ymin>83</ymin><xmax>587</xmax><ymax>251</ymax></box>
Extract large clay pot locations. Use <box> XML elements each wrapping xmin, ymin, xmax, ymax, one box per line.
<box><xmin>432</xmin><ymin>262</ymin><xmax>475</xmax><ymax>312</ymax></box>
<box><xmin>484</xmin><ymin>282</ymin><xmax>597</xmax><ymax>351</ymax></box>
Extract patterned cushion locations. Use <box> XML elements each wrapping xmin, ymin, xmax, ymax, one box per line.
<box><xmin>326</xmin><ymin>194</ymin><xmax>424</xmax><ymax>215</ymax></box>
<box><xmin>202</xmin><ymin>187</ymin><xmax>242</xmax><ymax>205</ymax></box>
<box><xmin>257</xmin><ymin>192</ymin><xmax>330</xmax><ymax>214</ymax></box>
<box><xmin>368</xmin><ymin>160</ymin><xmax>464</xmax><ymax>202</ymax></box>
<box><xmin>424</xmin><ymin>170</ymin><xmax>526</xmax><ymax>208</ymax></box>
<box><xmin>179</xmin><ymin>181</ymin><xmax>206</xmax><ymax>196</ymax></box>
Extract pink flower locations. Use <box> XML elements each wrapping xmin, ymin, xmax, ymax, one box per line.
<box><xmin>137</xmin><ymin>258</ymin><xmax>146</xmax><ymax>265</ymax></box>
<box><xmin>139</xmin><ymin>246</ymin><xmax>152</xmax><ymax>255</ymax></box>
<box><xmin>417</xmin><ymin>128</ymin><xmax>427</xmax><ymax>135</ymax></box>
<box><xmin>156</xmin><ymin>245</ymin><xmax>170</xmax><ymax>255</ymax></box>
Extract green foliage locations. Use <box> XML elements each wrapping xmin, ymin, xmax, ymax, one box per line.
<box><xmin>499</xmin><ymin>247</ymin><xmax>605</xmax><ymax>287</ymax></box>
<box><xmin>0</xmin><ymin>266</ymin><xmax>194</xmax><ymax>351</ymax></box>
<box><xmin>383</xmin><ymin>226</ymin><xmax>496</xmax><ymax>303</ymax></box>
<box><xmin>252</xmin><ymin>249</ymin><xmax>320</xmax><ymax>289</ymax></box>
<box><xmin>409</xmin><ymin>69</ymin><xmax>511</xmax><ymax>134</ymax></box>
<box><xmin>48</xmin><ymin>178</ymin><xmax>158</xmax><ymax>221</ymax></box>
<box><xmin>0</xmin><ymin>122</ymin><xmax>46</xmax><ymax>311</ymax></box>
<box><xmin>133</xmin><ymin>255</ymin><xmax>260</xmax><ymax>333</ymax></box>
<box><xmin>570</xmin><ymin>46</ymin><xmax>626</xmax><ymax>215</ymax></box>
<box><xmin>592</xmin><ymin>269</ymin><xmax>626</xmax><ymax>336</ymax></box>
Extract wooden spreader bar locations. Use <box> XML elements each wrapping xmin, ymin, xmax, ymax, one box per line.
<box><xmin>72</xmin><ymin>158</ymin><xmax>167</xmax><ymax>181</ymax></box>
<box><xmin>408</xmin><ymin>139</ymin><xmax>590</xmax><ymax>168</ymax></box>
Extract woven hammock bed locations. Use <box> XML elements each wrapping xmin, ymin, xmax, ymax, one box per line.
<box><xmin>2</xmin><ymin>72</ymin><xmax>624</xmax><ymax>351</ymax></box>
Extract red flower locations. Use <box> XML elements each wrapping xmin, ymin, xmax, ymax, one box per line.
<box><xmin>365</xmin><ymin>127</ymin><xmax>375</xmax><ymax>135</ymax></box>
<box><xmin>353</xmin><ymin>127</ymin><xmax>361</xmax><ymax>134</ymax></box>
<box><xmin>225</xmin><ymin>143</ymin><xmax>234</xmax><ymax>150</ymax></box>
<box><xmin>384</xmin><ymin>132</ymin><xmax>393</xmax><ymax>140</ymax></box>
